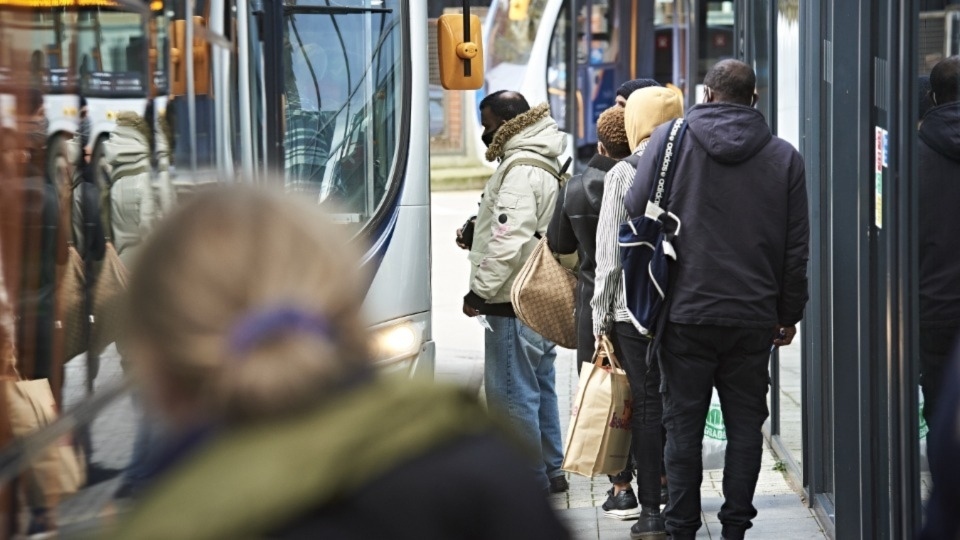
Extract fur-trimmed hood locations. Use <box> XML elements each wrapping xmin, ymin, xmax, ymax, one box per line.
<box><xmin>485</xmin><ymin>102</ymin><xmax>566</xmax><ymax>162</ymax></box>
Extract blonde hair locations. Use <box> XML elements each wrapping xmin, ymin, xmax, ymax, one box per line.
<box><xmin>125</xmin><ymin>187</ymin><xmax>371</xmax><ymax>423</ymax></box>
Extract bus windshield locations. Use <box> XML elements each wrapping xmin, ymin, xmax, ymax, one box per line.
<box><xmin>76</xmin><ymin>8</ymin><xmax>149</xmax><ymax>96</ymax></box>
<box><xmin>281</xmin><ymin>0</ymin><xmax>403</xmax><ymax>231</ymax></box>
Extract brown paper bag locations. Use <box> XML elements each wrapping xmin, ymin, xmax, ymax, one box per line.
<box><xmin>6</xmin><ymin>378</ymin><xmax>85</xmax><ymax>508</ymax></box>
<box><xmin>561</xmin><ymin>336</ymin><xmax>632</xmax><ymax>477</ymax></box>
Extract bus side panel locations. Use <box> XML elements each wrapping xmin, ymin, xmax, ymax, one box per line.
<box><xmin>363</xmin><ymin>204</ymin><xmax>431</xmax><ymax>327</ymax></box>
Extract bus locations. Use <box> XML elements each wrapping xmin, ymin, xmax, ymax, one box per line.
<box><xmin>0</xmin><ymin>0</ymin><xmax>167</xmax><ymax>184</ymax></box>
<box><xmin>475</xmin><ymin>0</ymin><xmax>734</xmax><ymax>170</ymax></box>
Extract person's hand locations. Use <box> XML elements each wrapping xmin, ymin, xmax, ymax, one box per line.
<box><xmin>772</xmin><ymin>325</ymin><xmax>796</xmax><ymax>347</ymax></box>
<box><xmin>463</xmin><ymin>300</ymin><xmax>480</xmax><ymax>318</ymax></box>
<box><xmin>456</xmin><ymin>227</ymin><xmax>470</xmax><ymax>250</ymax></box>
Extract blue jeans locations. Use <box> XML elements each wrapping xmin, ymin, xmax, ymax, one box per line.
<box><xmin>484</xmin><ymin>316</ymin><xmax>564</xmax><ymax>490</ymax></box>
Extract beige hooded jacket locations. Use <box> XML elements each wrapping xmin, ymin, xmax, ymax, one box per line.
<box><xmin>591</xmin><ymin>87</ymin><xmax>684</xmax><ymax>334</ymax></box>
<box><xmin>467</xmin><ymin>103</ymin><xmax>567</xmax><ymax>307</ymax></box>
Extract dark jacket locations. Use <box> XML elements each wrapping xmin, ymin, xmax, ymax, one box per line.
<box><xmin>625</xmin><ymin>103</ymin><xmax>809</xmax><ymax>328</ymax></box>
<box><xmin>105</xmin><ymin>379</ymin><xmax>570</xmax><ymax>540</ymax></box>
<box><xmin>918</xmin><ymin>103</ymin><xmax>960</xmax><ymax>327</ymax></box>
<box><xmin>547</xmin><ymin>154</ymin><xmax>617</xmax><ymax>365</ymax></box>
<box><xmin>920</xmin><ymin>346</ymin><xmax>960</xmax><ymax>540</ymax></box>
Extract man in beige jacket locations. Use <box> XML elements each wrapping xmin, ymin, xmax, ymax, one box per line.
<box><xmin>461</xmin><ymin>90</ymin><xmax>568</xmax><ymax>494</ymax></box>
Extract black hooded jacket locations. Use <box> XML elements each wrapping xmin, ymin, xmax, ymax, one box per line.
<box><xmin>625</xmin><ymin>103</ymin><xmax>809</xmax><ymax>328</ymax></box>
<box><xmin>919</xmin><ymin>103</ymin><xmax>960</xmax><ymax>326</ymax></box>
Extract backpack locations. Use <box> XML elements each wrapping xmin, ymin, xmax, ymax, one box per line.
<box><xmin>618</xmin><ymin>118</ymin><xmax>687</xmax><ymax>355</ymax></box>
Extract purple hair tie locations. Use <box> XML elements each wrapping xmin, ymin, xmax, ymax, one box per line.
<box><xmin>228</xmin><ymin>308</ymin><xmax>333</xmax><ymax>355</ymax></box>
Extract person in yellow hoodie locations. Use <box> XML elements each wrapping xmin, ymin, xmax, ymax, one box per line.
<box><xmin>591</xmin><ymin>86</ymin><xmax>684</xmax><ymax>540</ymax></box>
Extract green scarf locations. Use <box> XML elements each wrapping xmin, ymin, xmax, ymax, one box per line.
<box><xmin>103</xmin><ymin>378</ymin><xmax>500</xmax><ymax>539</ymax></box>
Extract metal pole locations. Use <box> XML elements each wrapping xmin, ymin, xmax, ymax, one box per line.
<box><xmin>186</xmin><ymin>0</ymin><xmax>197</xmax><ymax>172</ymax></box>
<box><xmin>263</xmin><ymin>0</ymin><xmax>285</xmax><ymax>173</ymax></box>
<box><xmin>463</xmin><ymin>0</ymin><xmax>471</xmax><ymax>77</ymax></box>
<box><xmin>237</xmin><ymin>0</ymin><xmax>255</xmax><ymax>180</ymax></box>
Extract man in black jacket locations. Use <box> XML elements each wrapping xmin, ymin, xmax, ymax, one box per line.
<box><xmin>918</xmin><ymin>55</ymin><xmax>960</xmax><ymax>432</ymax></box>
<box><xmin>625</xmin><ymin>60</ymin><xmax>809</xmax><ymax>540</ymax></box>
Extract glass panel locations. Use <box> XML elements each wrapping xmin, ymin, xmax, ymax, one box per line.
<box><xmin>774</xmin><ymin>0</ymin><xmax>802</xmax><ymax>469</ymax></box>
<box><xmin>281</xmin><ymin>1</ymin><xmax>401</xmax><ymax>231</ymax></box>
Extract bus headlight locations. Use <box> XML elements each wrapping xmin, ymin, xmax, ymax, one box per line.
<box><xmin>372</xmin><ymin>321</ymin><xmax>425</xmax><ymax>366</ymax></box>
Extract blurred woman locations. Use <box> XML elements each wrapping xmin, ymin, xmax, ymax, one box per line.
<box><xmin>105</xmin><ymin>187</ymin><xmax>569</xmax><ymax>539</ymax></box>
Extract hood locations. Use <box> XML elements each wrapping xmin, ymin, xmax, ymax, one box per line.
<box><xmin>625</xmin><ymin>87</ymin><xmax>684</xmax><ymax>150</ymax></box>
<box><xmin>685</xmin><ymin>103</ymin><xmax>772</xmax><ymax>164</ymax></box>
<box><xmin>103</xmin><ymin>111</ymin><xmax>151</xmax><ymax>169</ymax></box>
<box><xmin>486</xmin><ymin>102</ymin><xmax>567</xmax><ymax>162</ymax></box>
<box><xmin>919</xmin><ymin>103</ymin><xmax>960</xmax><ymax>162</ymax></box>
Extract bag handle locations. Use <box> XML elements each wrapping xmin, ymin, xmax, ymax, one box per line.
<box><xmin>646</xmin><ymin>118</ymin><xmax>687</xmax><ymax>211</ymax></box>
<box><xmin>592</xmin><ymin>335</ymin><xmax>622</xmax><ymax>371</ymax></box>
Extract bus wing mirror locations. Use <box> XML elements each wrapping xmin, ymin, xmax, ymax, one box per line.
<box><xmin>437</xmin><ymin>14</ymin><xmax>483</xmax><ymax>91</ymax></box>
<box><xmin>170</xmin><ymin>16</ymin><xmax>211</xmax><ymax>97</ymax></box>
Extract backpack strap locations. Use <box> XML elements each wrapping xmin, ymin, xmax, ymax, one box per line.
<box><xmin>500</xmin><ymin>156</ymin><xmax>563</xmax><ymax>182</ymax></box>
<box><xmin>646</xmin><ymin>118</ymin><xmax>687</xmax><ymax>211</ymax></box>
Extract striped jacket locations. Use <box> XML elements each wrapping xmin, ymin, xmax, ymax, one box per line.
<box><xmin>590</xmin><ymin>140</ymin><xmax>649</xmax><ymax>335</ymax></box>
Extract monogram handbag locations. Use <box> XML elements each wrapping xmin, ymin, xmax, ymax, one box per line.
<box><xmin>91</xmin><ymin>241</ymin><xmax>128</xmax><ymax>354</ymax></box>
<box><xmin>510</xmin><ymin>235</ymin><xmax>577</xmax><ymax>349</ymax></box>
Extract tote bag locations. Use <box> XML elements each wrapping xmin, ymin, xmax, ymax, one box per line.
<box><xmin>562</xmin><ymin>336</ymin><xmax>632</xmax><ymax>476</ymax></box>
<box><xmin>5</xmin><ymin>377</ymin><xmax>85</xmax><ymax>508</ymax></box>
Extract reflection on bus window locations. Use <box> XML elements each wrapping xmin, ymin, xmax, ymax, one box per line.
<box><xmin>485</xmin><ymin>0</ymin><xmax>549</xmax><ymax>93</ymax></box>
<box><xmin>282</xmin><ymin>0</ymin><xmax>401</xmax><ymax>231</ymax></box>
<box><xmin>77</xmin><ymin>10</ymin><xmax>147</xmax><ymax>95</ymax></box>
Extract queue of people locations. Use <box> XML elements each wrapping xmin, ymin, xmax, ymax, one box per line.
<box><xmin>460</xmin><ymin>59</ymin><xmax>810</xmax><ymax>540</ymax></box>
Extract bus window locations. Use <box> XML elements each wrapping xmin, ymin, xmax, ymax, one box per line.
<box><xmin>281</xmin><ymin>0</ymin><xmax>403</xmax><ymax>232</ymax></box>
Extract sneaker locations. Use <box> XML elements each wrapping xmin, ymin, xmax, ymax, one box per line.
<box><xmin>548</xmin><ymin>475</ymin><xmax>569</xmax><ymax>493</ymax></box>
<box><xmin>601</xmin><ymin>487</ymin><xmax>641</xmax><ymax>520</ymax></box>
<box><xmin>629</xmin><ymin>505</ymin><xmax>667</xmax><ymax>539</ymax></box>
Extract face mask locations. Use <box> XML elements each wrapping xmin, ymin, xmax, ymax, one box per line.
<box><xmin>482</xmin><ymin>128</ymin><xmax>496</xmax><ymax>148</ymax></box>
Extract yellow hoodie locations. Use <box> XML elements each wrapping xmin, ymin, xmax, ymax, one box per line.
<box><xmin>624</xmin><ymin>86</ymin><xmax>685</xmax><ymax>151</ymax></box>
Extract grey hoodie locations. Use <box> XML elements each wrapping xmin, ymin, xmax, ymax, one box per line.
<box><xmin>625</xmin><ymin>103</ymin><xmax>809</xmax><ymax>328</ymax></box>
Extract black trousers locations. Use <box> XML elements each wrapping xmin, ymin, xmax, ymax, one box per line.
<box><xmin>659</xmin><ymin>324</ymin><xmax>771</xmax><ymax>540</ymax></box>
<box><xmin>920</xmin><ymin>325</ymin><xmax>959</xmax><ymax>430</ymax></box>
<box><xmin>609</xmin><ymin>322</ymin><xmax>663</xmax><ymax>506</ymax></box>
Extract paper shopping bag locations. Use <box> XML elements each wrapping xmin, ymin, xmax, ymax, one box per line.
<box><xmin>562</xmin><ymin>336</ymin><xmax>633</xmax><ymax>477</ymax></box>
<box><xmin>6</xmin><ymin>378</ymin><xmax>85</xmax><ymax>508</ymax></box>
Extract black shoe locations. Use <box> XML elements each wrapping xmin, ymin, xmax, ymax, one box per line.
<box><xmin>630</xmin><ymin>505</ymin><xmax>667</xmax><ymax>540</ymax></box>
<box><xmin>601</xmin><ymin>487</ymin><xmax>641</xmax><ymax>520</ymax></box>
<box><xmin>548</xmin><ymin>475</ymin><xmax>569</xmax><ymax>493</ymax></box>
<box><xmin>85</xmin><ymin>463</ymin><xmax>122</xmax><ymax>487</ymax></box>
